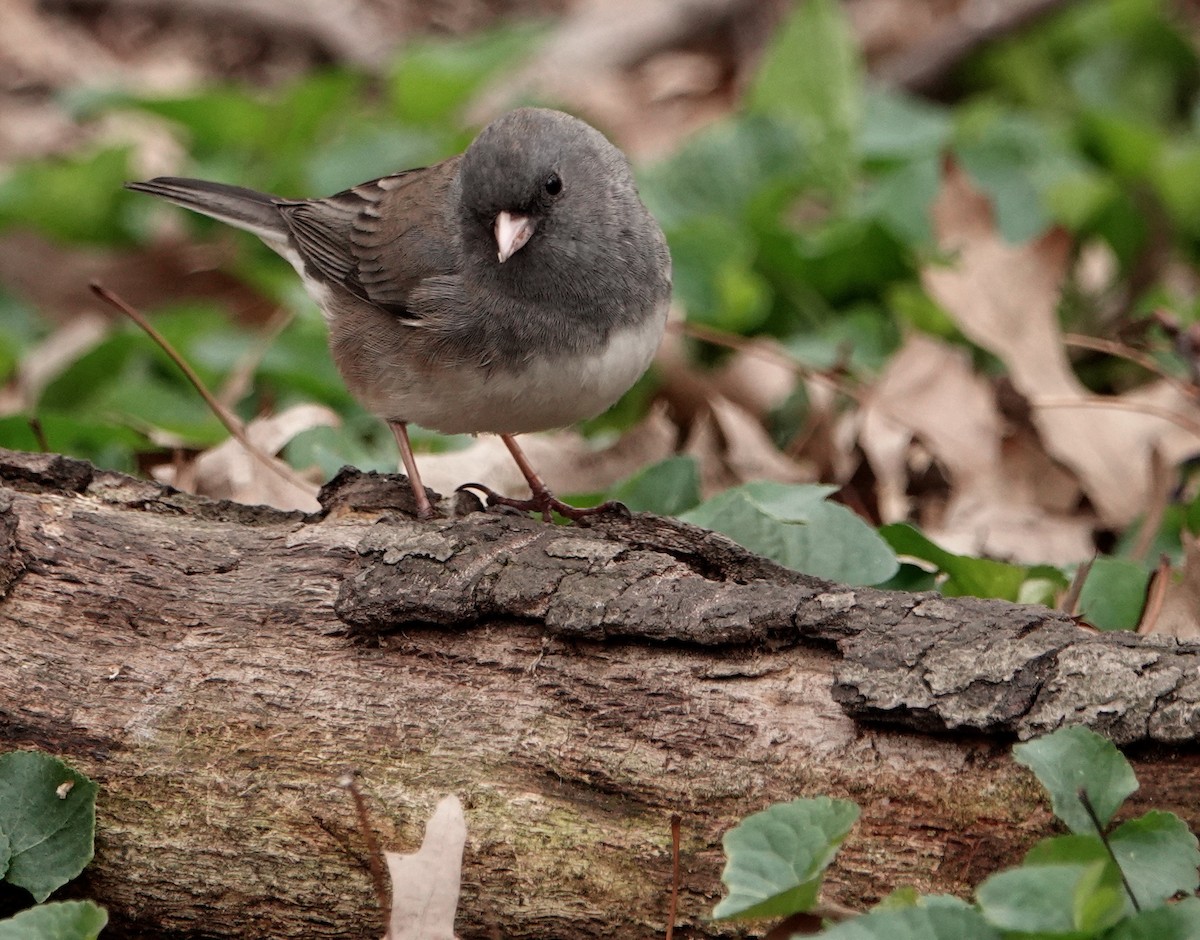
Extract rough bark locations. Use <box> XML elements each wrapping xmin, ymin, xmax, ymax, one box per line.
<box><xmin>1</xmin><ymin>446</ymin><xmax>1198</xmax><ymax>939</ymax></box>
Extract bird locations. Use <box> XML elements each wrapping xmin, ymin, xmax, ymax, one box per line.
<box><xmin>126</xmin><ymin>107</ymin><xmax>672</xmax><ymax>522</ymax></box>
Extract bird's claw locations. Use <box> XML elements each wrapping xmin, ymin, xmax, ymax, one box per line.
<box><xmin>455</xmin><ymin>483</ymin><xmax>630</xmax><ymax>526</ymax></box>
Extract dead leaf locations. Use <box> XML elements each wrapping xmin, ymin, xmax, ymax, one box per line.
<box><xmin>151</xmin><ymin>403</ymin><xmax>335</xmax><ymax>511</ymax></box>
<box><xmin>1142</xmin><ymin>534</ymin><xmax>1200</xmax><ymax>639</ymax></box>
<box><xmin>415</xmin><ymin>406</ymin><xmax>678</xmax><ymax>502</ymax></box>
<box><xmin>710</xmin><ymin>396</ymin><xmax>811</xmax><ymax>487</ymax></box>
<box><xmin>924</xmin><ymin>161</ymin><xmax>1200</xmax><ymax>527</ymax></box>
<box><xmin>859</xmin><ymin>332</ymin><xmax>999</xmax><ymax>522</ymax></box>
<box><xmin>711</xmin><ymin>337</ymin><xmax>798</xmax><ymax>418</ymax></box>
<box><xmin>384</xmin><ymin>795</ymin><xmax>466</xmax><ymax>940</ymax></box>
<box><xmin>857</xmin><ymin>333</ymin><xmax>1093</xmax><ymax>564</ymax></box>
<box><xmin>0</xmin><ymin>312</ymin><xmax>110</xmax><ymax>416</ymax></box>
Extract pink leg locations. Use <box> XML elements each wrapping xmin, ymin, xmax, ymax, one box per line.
<box><xmin>457</xmin><ymin>433</ymin><xmax>630</xmax><ymax>525</ymax></box>
<box><xmin>389</xmin><ymin>421</ymin><xmax>435</xmax><ymax>520</ymax></box>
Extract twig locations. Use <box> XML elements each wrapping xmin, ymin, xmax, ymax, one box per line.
<box><xmin>1031</xmin><ymin>395</ymin><xmax>1200</xmax><ymax>440</ymax></box>
<box><xmin>1129</xmin><ymin>448</ymin><xmax>1171</xmax><ymax>563</ymax></box>
<box><xmin>875</xmin><ymin>0</ymin><xmax>1082</xmax><ymax>95</ymax></box>
<box><xmin>1077</xmin><ymin>787</ymin><xmax>1141</xmax><ymax>913</ymax></box>
<box><xmin>218</xmin><ymin>305</ymin><xmax>295</xmax><ymax>410</ymax></box>
<box><xmin>27</xmin><ymin>417</ymin><xmax>49</xmax><ymax>453</ymax></box>
<box><xmin>671</xmin><ymin>320</ymin><xmax>864</xmax><ymax>402</ymax></box>
<box><xmin>341</xmin><ymin>773</ymin><xmax>392</xmax><ymax>938</ymax></box>
<box><xmin>1136</xmin><ymin>555</ymin><xmax>1172</xmax><ymax>635</ymax></box>
<box><xmin>89</xmin><ymin>282</ymin><xmax>316</xmax><ymax>494</ymax></box>
<box><xmin>1061</xmin><ymin>556</ymin><xmax>1093</xmax><ymax>616</ymax></box>
<box><xmin>666</xmin><ymin>814</ymin><xmax>681</xmax><ymax>940</ymax></box>
<box><xmin>1063</xmin><ymin>333</ymin><xmax>1199</xmax><ymax>403</ymax></box>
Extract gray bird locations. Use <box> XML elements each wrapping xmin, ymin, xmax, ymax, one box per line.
<box><xmin>127</xmin><ymin>108</ymin><xmax>671</xmax><ymax>521</ymax></box>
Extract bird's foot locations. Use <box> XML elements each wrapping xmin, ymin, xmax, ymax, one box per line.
<box><xmin>456</xmin><ymin>483</ymin><xmax>631</xmax><ymax>525</ymax></box>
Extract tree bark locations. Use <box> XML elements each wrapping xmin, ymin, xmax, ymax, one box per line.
<box><xmin>1</xmin><ymin>446</ymin><xmax>1197</xmax><ymax>939</ymax></box>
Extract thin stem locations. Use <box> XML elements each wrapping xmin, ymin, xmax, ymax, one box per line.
<box><xmin>666</xmin><ymin>814</ymin><xmax>682</xmax><ymax>940</ymax></box>
<box><xmin>670</xmin><ymin>320</ymin><xmax>864</xmax><ymax>403</ymax></box>
<box><xmin>89</xmin><ymin>282</ymin><xmax>315</xmax><ymax>495</ymax></box>
<box><xmin>1032</xmin><ymin>395</ymin><xmax>1200</xmax><ymax>440</ymax></box>
<box><xmin>341</xmin><ymin>774</ymin><xmax>392</xmax><ymax>937</ymax></box>
<box><xmin>1077</xmin><ymin>787</ymin><xmax>1141</xmax><ymax>913</ymax></box>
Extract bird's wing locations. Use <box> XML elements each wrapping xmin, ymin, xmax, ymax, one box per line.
<box><xmin>277</xmin><ymin>157</ymin><xmax>462</xmax><ymax>319</ymax></box>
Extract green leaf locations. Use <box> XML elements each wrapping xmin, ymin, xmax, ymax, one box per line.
<box><xmin>134</xmin><ymin>87</ymin><xmax>275</xmax><ymax>154</ymax></box>
<box><xmin>872</xmin><ymin>886</ymin><xmax>922</xmax><ymax>911</ymax></box>
<box><xmin>748</xmin><ymin>0</ymin><xmax>863</xmax><ymax>201</ymax></box>
<box><xmin>0</xmin><ymin>828</ymin><xmax>10</xmax><ymax>879</ymax></box>
<box><xmin>0</xmin><ymin>413</ymin><xmax>150</xmax><ymax>475</ymax></box>
<box><xmin>860</xmin><ymin>89</ymin><xmax>951</xmax><ymax>160</ymax></box>
<box><xmin>779</xmin><ymin>217</ymin><xmax>911</xmax><ymax>304</ymax></box>
<box><xmin>953</xmin><ymin>104</ymin><xmax>1087</xmax><ymax>242</ymax></box>
<box><xmin>639</xmin><ymin>115</ymin><xmax>804</xmax><ymax>229</ymax></box>
<box><xmin>712</xmin><ymin>796</ymin><xmax>858</xmax><ymax>921</ymax></box>
<box><xmin>0</xmin><ymin>147</ymin><xmax>135</xmax><ymax>244</ymax></box>
<box><xmin>667</xmin><ymin>218</ymin><xmax>770</xmax><ymax>331</ymax></box>
<box><xmin>860</xmin><ymin>155</ymin><xmax>940</xmax><ymax>244</ymax></box>
<box><xmin>976</xmin><ymin>861</ymin><xmax>1126</xmax><ymax>935</ymax></box>
<box><xmin>606</xmin><ymin>457</ymin><xmax>701</xmax><ymax>516</ymax></box>
<box><xmin>1103</xmin><ymin>897</ymin><xmax>1200</xmax><ymax>940</ymax></box>
<box><xmin>1012</xmin><ymin>726</ymin><xmax>1137</xmax><ymax>835</ymax></box>
<box><xmin>1072</xmin><ymin>855</ymin><xmax>1128</xmax><ymax>932</ymax></box>
<box><xmin>812</xmin><ymin>904</ymin><xmax>999</xmax><ymax>940</ymax></box>
<box><xmin>879</xmin><ymin>523</ymin><xmax>1064</xmax><ymax>601</ymax></box>
<box><xmin>1024</xmin><ymin>833</ymin><xmax>1108</xmax><ymax>867</ymax></box>
<box><xmin>0</xmin><ymin>900</ymin><xmax>107</xmax><ymax>939</ymax></box>
<box><xmin>0</xmin><ymin>752</ymin><xmax>97</xmax><ymax>902</ymax></box>
<box><xmin>389</xmin><ymin>25</ymin><xmax>542</xmax><ymax>127</ymax></box>
<box><xmin>682</xmin><ymin>483</ymin><xmax>898</xmax><ymax>585</ymax></box>
<box><xmin>1109</xmin><ymin>811</ymin><xmax>1200</xmax><ymax>908</ymax></box>
<box><xmin>1154</xmin><ymin>141</ymin><xmax>1200</xmax><ymax>240</ymax></box>
<box><xmin>1075</xmin><ymin>557</ymin><xmax>1150</xmax><ymax>631</ymax></box>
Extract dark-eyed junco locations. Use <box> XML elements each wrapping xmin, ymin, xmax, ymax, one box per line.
<box><xmin>127</xmin><ymin>108</ymin><xmax>671</xmax><ymax>521</ymax></box>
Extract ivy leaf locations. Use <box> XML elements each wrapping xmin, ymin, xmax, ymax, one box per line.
<box><xmin>1103</xmin><ymin>897</ymin><xmax>1200</xmax><ymax>940</ymax></box>
<box><xmin>976</xmin><ymin>861</ymin><xmax>1127</xmax><ymax>934</ymax></box>
<box><xmin>0</xmin><ymin>752</ymin><xmax>97</xmax><ymax>902</ymax></box>
<box><xmin>1012</xmin><ymin>725</ymin><xmax>1137</xmax><ymax>834</ymax></box>
<box><xmin>815</xmin><ymin>904</ymin><xmax>1000</xmax><ymax>940</ymax></box>
<box><xmin>1109</xmin><ymin>811</ymin><xmax>1200</xmax><ymax>908</ymax></box>
<box><xmin>712</xmin><ymin>797</ymin><xmax>858</xmax><ymax>921</ymax></box>
<box><xmin>606</xmin><ymin>456</ymin><xmax>701</xmax><ymax>516</ymax></box>
<box><xmin>682</xmin><ymin>483</ymin><xmax>897</xmax><ymax>584</ymax></box>
<box><xmin>0</xmin><ymin>900</ymin><xmax>107</xmax><ymax>940</ymax></box>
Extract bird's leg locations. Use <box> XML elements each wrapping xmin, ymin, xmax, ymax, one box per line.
<box><xmin>458</xmin><ymin>433</ymin><xmax>630</xmax><ymax>525</ymax></box>
<box><xmin>389</xmin><ymin>420</ymin><xmax>436</xmax><ymax>520</ymax></box>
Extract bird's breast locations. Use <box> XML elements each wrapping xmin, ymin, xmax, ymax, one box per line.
<box><xmin>332</xmin><ymin>298</ymin><xmax>668</xmax><ymax>435</ymax></box>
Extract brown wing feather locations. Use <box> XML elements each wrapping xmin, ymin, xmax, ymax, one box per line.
<box><xmin>276</xmin><ymin>157</ymin><xmax>462</xmax><ymax>318</ymax></box>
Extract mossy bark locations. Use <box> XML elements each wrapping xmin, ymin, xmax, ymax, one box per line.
<box><xmin>1</xmin><ymin>447</ymin><xmax>1197</xmax><ymax>939</ymax></box>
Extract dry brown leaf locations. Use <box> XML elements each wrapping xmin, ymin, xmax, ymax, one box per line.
<box><xmin>859</xmin><ymin>332</ymin><xmax>998</xmax><ymax>521</ymax></box>
<box><xmin>1142</xmin><ymin>534</ymin><xmax>1200</xmax><ymax>639</ymax></box>
<box><xmin>0</xmin><ymin>312</ymin><xmax>110</xmax><ymax>416</ymax></box>
<box><xmin>709</xmin><ymin>396</ymin><xmax>811</xmax><ymax>487</ymax></box>
<box><xmin>151</xmin><ymin>403</ymin><xmax>335</xmax><ymax>511</ymax></box>
<box><xmin>711</xmin><ymin>337</ymin><xmax>798</xmax><ymax>418</ymax></box>
<box><xmin>384</xmin><ymin>795</ymin><xmax>466</xmax><ymax>940</ymax></box>
<box><xmin>924</xmin><ymin>161</ymin><xmax>1200</xmax><ymax>527</ymax></box>
<box><xmin>858</xmin><ymin>333</ymin><xmax>1093</xmax><ymax>564</ymax></box>
<box><xmin>416</xmin><ymin>406</ymin><xmax>678</xmax><ymax>501</ymax></box>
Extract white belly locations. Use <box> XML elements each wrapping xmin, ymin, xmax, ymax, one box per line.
<box><xmin>353</xmin><ymin>306</ymin><xmax>667</xmax><ymax>435</ymax></box>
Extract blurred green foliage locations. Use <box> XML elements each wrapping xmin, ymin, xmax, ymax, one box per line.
<box><xmin>0</xmin><ymin>0</ymin><xmax>1197</xmax><ymax>610</ymax></box>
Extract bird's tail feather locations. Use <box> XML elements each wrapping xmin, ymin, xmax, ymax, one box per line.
<box><xmin>125</xmin><ymin>177</ymin><xmax>289</xmax><ymax>244</ymax></box>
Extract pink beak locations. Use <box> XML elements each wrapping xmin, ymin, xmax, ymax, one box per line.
<box><xmin>494</xmin><ymin>211</ymin><xmax>535</xmax><ymax>263</ymax></box>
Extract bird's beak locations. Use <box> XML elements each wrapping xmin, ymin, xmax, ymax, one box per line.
<box><xmin>494</xmin><ymin>211</ymin><xmax>536</xmax><ymax>263</ymax></box>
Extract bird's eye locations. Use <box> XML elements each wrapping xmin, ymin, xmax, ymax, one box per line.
<box><xmin>544</xmin><ymin>173</ymin><xmax>563</xmax><ymax>196</ymax></box>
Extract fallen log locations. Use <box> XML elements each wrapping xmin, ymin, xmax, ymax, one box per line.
<box><xmin>1</xmin><ymin>447</ymin><xmax>1197</xmax><ymax>938</ymax></box>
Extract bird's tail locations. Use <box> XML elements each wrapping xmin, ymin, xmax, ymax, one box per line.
<box><xmin>125</xmin><ymin>177</ymin><xmax>289</xmax><ymax>245</ymax></box>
